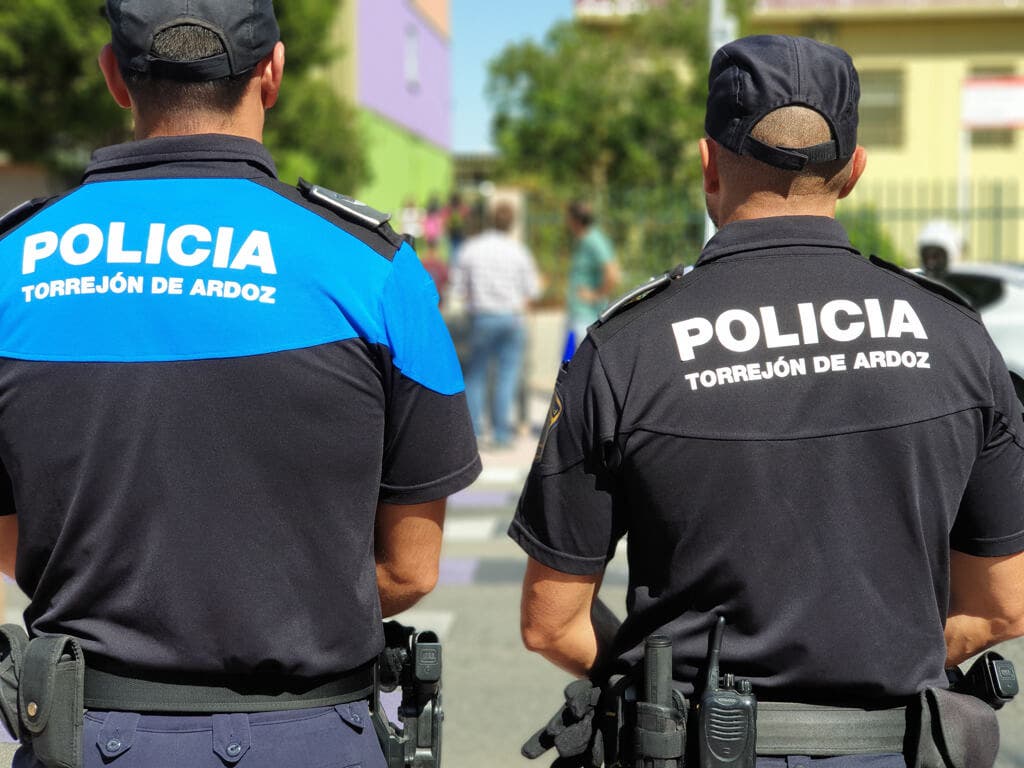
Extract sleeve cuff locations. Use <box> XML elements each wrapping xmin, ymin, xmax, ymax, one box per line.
<box><xmin>379</xmin><ymin>455</ymin><xmax>482</xmax><ymax>505</ymax></box>
<box><xmin>951</xmin><ymin>528</ymin><xmax>1024</xmax><ymax>557</ymax></box>
<box><xmin>507</xmin><ymin>518</ymin><xmax>608</xmax><ymax>576</ymax></box>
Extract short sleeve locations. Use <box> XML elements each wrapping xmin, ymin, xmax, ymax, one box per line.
<box><xmin>508</xmin><ymin>338</ymin><xmax>622</xmax><ymax>574</ymax></box>
<box><xmin>950</xmin><ymin>349</ymin><xmax>1024</xmax><ymax>556</ymax></box>
<box><xmin>379</xmin><ymin>244</ymin><xmax>481</xmax><ymax>503</ymax></box>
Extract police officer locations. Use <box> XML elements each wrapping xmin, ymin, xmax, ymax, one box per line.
<box><xmin>0</xmin><ymin>2</ymin><xmax>480</xmax><ymax>766</ymax></box>
<box><xmin>511</xmin><ymin>35</ymin><xmax>1024</xmax><ymax>766</ymax></box>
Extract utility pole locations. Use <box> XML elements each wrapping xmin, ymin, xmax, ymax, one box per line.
<box><xmin>704</xmin><ymin>0</ymin><xmax>738</xmax><ymax>245</ymax></box>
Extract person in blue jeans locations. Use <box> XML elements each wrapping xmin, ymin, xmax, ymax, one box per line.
<box><xmin>449</xmin><ymin>202</ymin><xmax>541</xmax><ymax>447</ymax></box>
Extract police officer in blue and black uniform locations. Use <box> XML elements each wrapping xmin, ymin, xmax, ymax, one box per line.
<box><xmin>0</xmin><ymin>2</ymin><xmax>480</xmax><ymax>766</ymax></box>
<box><xmin>512</xmin><ymin>35</ymin><xmax>1024</xmax><ymax>767</ymax></box>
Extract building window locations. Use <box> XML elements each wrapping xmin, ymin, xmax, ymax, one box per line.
<box><xmin>970</xmin><ymin>66</ymin><xmax>1016</xmax><ymax>149</ymax></box>
<box><xmin>858</xmin><ymin>69</ymin><xmax>904</xmax><ymax>149</ymax></box>
<box><xmin>404</xmin><ymin>25</ymin><xmax>420</xmax><ymax>92</ymax></box>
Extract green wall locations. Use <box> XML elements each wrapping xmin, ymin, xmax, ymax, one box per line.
<box><xmin>355</xmin><ymin>110</ymin><xmax>453</xmax><ymax>216</ymax></box>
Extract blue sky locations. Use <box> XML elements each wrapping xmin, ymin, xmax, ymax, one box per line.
<box><xmin>451</xmin><ymin>1</ymin><xmax>573</xmax><ymax>154</ymax></box>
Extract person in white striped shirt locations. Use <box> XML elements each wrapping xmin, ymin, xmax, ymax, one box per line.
<box><xmin>449</xmin><ymin>201</ymin><xmax>541</xmax><ymax>447</ymax></box>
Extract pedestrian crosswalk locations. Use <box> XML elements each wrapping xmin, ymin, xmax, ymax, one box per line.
<box><xmin>444</xmin><ymin>516</ymin><xmax>506</xmax><ymax>542</ymax></box>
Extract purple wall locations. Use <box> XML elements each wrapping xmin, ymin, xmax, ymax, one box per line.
<box><xmin>358</xmin><ymin>0</ymin><xmax>451</xmax><ymax>150</ymax></box>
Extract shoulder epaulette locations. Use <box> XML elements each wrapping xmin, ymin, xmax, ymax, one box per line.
<box><xmin>297</xmin><ymin>178</ymin><xmax>403</xmax><ymax>248</ymax></box>
<box><xmin>0</xmin><ymin>197</ymin><xmax>53</xmax><ymax>239</ymax></box>
<box><xmin>597</xmin><ymin>264</ymin><xmax>689</xmax><ymax>326</ymax></box>
<box><xmin>1011</xmin><ymin>371</ymin><xmax>1024</xmax><ymax>408</ymax></box>
<box><xmin>868</xmin><ymin>255</ymin><xmax>975</xmax><ymax>311</ymax></box>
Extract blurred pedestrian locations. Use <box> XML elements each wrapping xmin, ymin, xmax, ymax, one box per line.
<box><xmin>917</xmin><ymin>219</ymin><xmax>964</xmax><ymax>280</ymax></box>
<box><xmin>566</xmin><ymin>200</ymin><xmax>620</xmax><ymax>348</ymax></box>
<box><xmin>398</xmin><ymin>196</ymin><xmax>423</xmax><ymax>241</ymax></box>
<box><xmin>444</xmin><ymin>192</ymin><xmax>470</xmax><ymax>265</ymax></box>
<box><xmin>449</xmin><ymin>201</ymin><xmax>541</xmax><ymax>448</ymax></box>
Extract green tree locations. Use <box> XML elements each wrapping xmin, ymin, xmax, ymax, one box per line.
<box><xmin>0</xmin><ymin>0</ymin><xmax>367</xmax><ymax>191</ymax></box>
<box><xmin>487</xmin><ymin>0</ymin><xmax>749</xmax><ymax>284</ymax></box>
<box><xmin>487</xmin><ymin>1</ymin><xmax>708</xmax><ymax>197</ymax></box>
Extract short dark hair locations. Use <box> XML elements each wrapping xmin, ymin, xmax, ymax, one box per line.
<box><xmin>491</xmin><ymin>202</ymin><xmax>516</xmax><ymax>233</ymax></box>
<box><xmin>716</xmin><ymin>106</ymin><xmax>853</xmax><ymax>196</ymax></box>
<box><xmin>567</xmin><ymin>200</ymin><xmax>594</xmax><ymax>227</ymax></box>
<box><xmin>121</xmin><ymin>25</ymin><xmax>254</xmax><ymax>117</ymax></box>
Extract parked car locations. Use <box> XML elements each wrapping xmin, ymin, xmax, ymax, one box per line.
<box><xmin>937</xmin><ymin>263</ymin><xmax>1024</xmax><ymax>375</ymax></box>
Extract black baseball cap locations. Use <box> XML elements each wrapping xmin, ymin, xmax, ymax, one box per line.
<box><xmin>706</xmin><ymin>35</ymin><xmax>860</xmax><ymax>171</ymax></box>
<box><xmin>105</xmin><ymin>0</ymin><xmax>280</xmax><ymax>81</ymax></box>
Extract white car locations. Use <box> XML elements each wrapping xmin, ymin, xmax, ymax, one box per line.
<box><xmin>938</xmin><ymin>263</ymin><xmax>1024</xmax><ymax>377</ymax></box>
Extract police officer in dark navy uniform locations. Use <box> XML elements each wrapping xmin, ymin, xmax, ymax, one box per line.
<box><xmin>511</xmin><ymin>35</ymin><xmax>1024</xmax><ymax>767</ymax></box>
<box><xmin>0</xmin><ymin>2</ymin><xmax>480</xmax><ymax>766</ymax></box>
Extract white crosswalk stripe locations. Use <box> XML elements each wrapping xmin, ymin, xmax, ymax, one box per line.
<box><xmin>443</xmin><ymin>516</ymin><xmax>502</xmax><ymax>542</ymax></box>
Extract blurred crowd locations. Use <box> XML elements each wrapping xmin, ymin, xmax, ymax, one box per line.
<box><xmin>400</xmin><ymin>192</ymin><xmax>622</xmax><ymax>449</ymax></box>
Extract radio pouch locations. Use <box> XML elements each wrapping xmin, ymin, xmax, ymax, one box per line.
<box><xmin>909</xmin><ymin>687</ymin><xmax>999</xmax><ymax>768</ymax></box>
<box><xmin>0</xmin><ymin>624</ymin><xmax>29</xmax><ymax>740</ymax></box>
<box><xmin>19</xmin><ymin>635</ymin><xmax>85</xmax><ymax>768</ymax></box>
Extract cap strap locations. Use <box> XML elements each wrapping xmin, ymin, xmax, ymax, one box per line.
<box><xmin>149</xmin><ymin>53</ymin><xmax>233</xmax><ymax>82</ymax></box>
<box><xmin>743</xmin><ymin>137</ymin><xmax>839</xmax><ymax>171</ymax></box>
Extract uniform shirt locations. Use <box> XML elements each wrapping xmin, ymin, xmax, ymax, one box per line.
<box><xmin>567</xmin><ymin>227</ymin><xmax>616</xmax><ymax>325</ymax></box>
<box><xmin>0</xmin><ymin>134</ymin><xmax>481</xmax><ymax>682</ymax></box>
<box><xmin>511</xmin><ymin>216</ymin><xmax>1024</xmax><ymax>703</ymax></box>
<box><xmin>448</xmin><ymin>229</ymin><xmax>540</xmax><ymax>315</ymax></box>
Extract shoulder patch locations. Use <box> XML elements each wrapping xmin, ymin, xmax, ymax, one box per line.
<box><xmin>597</xmin><ymin>264</ymin><xmax>688</xmax><ymax>326</ymax></box>
<box><xmin>297</xmin><ymin>178</ymin><xmax>403</xmax><ymax>249</ymax></box>
<box><xmin>0</xmin><ymin>197</ymin><xmax>53</xmax><ymax>239</ymax></box>
<box><xmin>868</xmin><ymin>255</ymin><xmax>975</xmax><ymax>311</ymax></box>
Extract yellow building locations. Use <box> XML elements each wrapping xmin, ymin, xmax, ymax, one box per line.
<box><xmin>753</xmin><ymin>0</ymin><xmax>1024</xmax><ymax>262</ymax></box>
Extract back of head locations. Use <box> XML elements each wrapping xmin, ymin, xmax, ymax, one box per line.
<box><xmin>105</xmin><ymin>0</ymin><xmax>280</xmax><ymax>120</ymax></box>
<box><xmin>568</xmin><ymin>200</ymin><xmax>595</xmax><ymax>228</ymax></box>
<box><xmin>492</xmin><ymin>201</ymin><xmax>516</xmax><ymax>233</ymax></box>
<box><xmin>706</xmin><ymin>35</ymin><xmax>861</xmax><ymax>202</ymax></box>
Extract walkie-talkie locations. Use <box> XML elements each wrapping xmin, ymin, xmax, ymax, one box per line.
<box><xmin>697</xmin><ymin>616</ymin><xmax>757</xmax><ymax>768</ymax></box>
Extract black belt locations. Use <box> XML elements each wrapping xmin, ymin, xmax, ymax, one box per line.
<box><xmin>756</xmin><ymin>702</ymin><xmax>908</xmax><ymax>756</ymax></box>
<box><xmin>83</xmin><ymin>662</ymin><xmax>375</xmax><ymax>714</ymax></box>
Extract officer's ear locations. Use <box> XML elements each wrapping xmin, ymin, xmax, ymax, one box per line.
<box><xmin>837</xmin><ymin>146</ymin><xmax>867</xmax><ymax>200</ymax></box>
<box><xmin>98</xmin><ymin>44</ymin><xmax>132</xmax><ymax>110</ymax></box>
<box><xmin>700</xmin><ymin>138</ymin><xmax>720</xmax><ymax>195</ymax></box>
<box><xmin>259</xmin><ymin>41</ymin><xmax>286</xmax><ymax>110</ymax></box>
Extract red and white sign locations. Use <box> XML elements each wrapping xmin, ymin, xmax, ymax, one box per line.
<box><xmin>961</xmin><ymin>76</ymin><xmax>1024</xmax><ymax>129</ymax></box>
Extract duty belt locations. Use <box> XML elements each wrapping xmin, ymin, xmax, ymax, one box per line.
<box><xmin>83</xmin><ymin>661</ymin><xmax>375</xmax><ymax>713</ymax></box>
<box><xmin>756</xmin><ymin>702</ymin><xmax>907</xmax><ymax>756</ymax></box>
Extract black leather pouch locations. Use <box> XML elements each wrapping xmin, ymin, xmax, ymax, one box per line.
<box><xmin>18</xmin><ymin>635</ymin><xmax>85</xmax><ymax>768</ymax></box>
<box><xmin>0</xmin><ymin>624</ymin><xmax>29</xmax><ymax>740</ymax></box>
<box><xmin>908</xmin><ymin>687</ymin><xmax>999</xmax><ymax>768</ymax></box>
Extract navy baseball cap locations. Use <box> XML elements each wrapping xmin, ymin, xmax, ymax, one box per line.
<box><xmin>105</xmin><ymin>0</ymin><xmax>280</xmax><ymax>81</ymax></box>
<box><xmin>706</xmin><ymin>35</ymin><xmax>860</xmax><ymax>171</ymax></box>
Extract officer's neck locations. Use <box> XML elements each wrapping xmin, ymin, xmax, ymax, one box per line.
<box><xmin>718</xmin><ymin>193</ymin><xmax>838</xmax><ymax>227</ymax></box>
<box><xmin>133</xmin><ymin>102</ymin><xmax>266</xmax><ymax>144</ymax></box>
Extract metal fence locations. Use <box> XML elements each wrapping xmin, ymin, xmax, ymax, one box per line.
<box><xmin>523</xmin><ymin>177</ymin><xmax>1024</xmax><ymax>299</ymax></box>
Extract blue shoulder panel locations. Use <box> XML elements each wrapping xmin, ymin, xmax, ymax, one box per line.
<box><xmin>0</xmin><ymin>179</ymin><xmax>463</xmax><ymax>394</ymax></box>
<box><xmin>383</xmin><ymin>245</ymin><xmax>466</xmax><ymax>396</ymax></box>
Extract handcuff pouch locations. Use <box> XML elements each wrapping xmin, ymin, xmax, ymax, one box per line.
<box><xmin>908</xmin><ymin>687</ymin><xmax>999</xmax><ymax>768</ymax></box>
<box><xmin>0</xmin><ymin>624</ymin><xmax>29</xmax><ymax>740</ymax></box>
<box><xmin>19</xmin><ymin>635</ymin><xmax>85</xmax><ymax>768</ymax></box>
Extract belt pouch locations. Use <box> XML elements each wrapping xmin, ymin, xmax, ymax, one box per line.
<box><xmin>909</xmin><ymin>687</ymin><xmax>999</xmax><ymax>768</ymax></box>
<box><xmin>0</xmin><ymin>624</ymin><xmax>29</xmax><ymax>740</ymax></box>
<box><xmin>19</xmin><ymin>635</ymin><xmax>85</xmax><ymax>768</ymax></box>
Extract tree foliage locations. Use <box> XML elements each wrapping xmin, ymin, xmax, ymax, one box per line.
<box><xmin>487</xmin><ymin>0</ymin><xmax>715</xmax><ymax>199</ymax></box>
<box><xmin>0</xmin><ymin>0</ymin><xmax>367</xmax><ymax>191</ymax></box>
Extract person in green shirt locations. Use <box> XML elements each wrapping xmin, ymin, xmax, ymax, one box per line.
<box><xmin>566</xmin><ymin>200</ymin><xmax>621</xmax><ymax>348</ymax></box>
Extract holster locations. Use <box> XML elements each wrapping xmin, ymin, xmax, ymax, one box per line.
<box><xmin>0</xmin><ymin>624</ymin><xmax>29</xmax><ymax>740</ymax></box>
<box><xmin>0</xmin><ymin>625</ymin><xmax>86</xmax><ymax>768</ymax></box>
<box><xmin>908</xmin><ymin>687</ymin><xmax>999</xmax><ymax>768</ymax></box>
